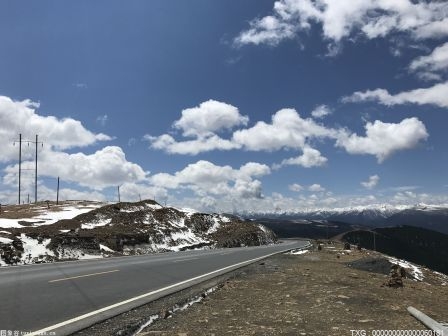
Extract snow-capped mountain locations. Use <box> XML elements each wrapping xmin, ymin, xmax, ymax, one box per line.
<box><xmin>245</xmin><ymin>203</ymin><xmax>448</xmax><ymax>234</ymax></box>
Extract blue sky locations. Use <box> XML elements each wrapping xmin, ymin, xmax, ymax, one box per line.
<box><xmin>1</xmin><ymin>0</ymin><xmax>447</xmax><ymax>212</ymax></box>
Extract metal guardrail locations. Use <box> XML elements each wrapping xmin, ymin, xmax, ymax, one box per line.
<box><xmin>408</xmin><ymin>306</ymin><xmax>448</xmax><ymax>335</ymax></box>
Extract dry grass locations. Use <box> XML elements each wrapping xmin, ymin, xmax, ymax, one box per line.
<box><xmin>139</xmin><ymin>242</ymin><xmax>448</xmax><ymax>336</ymax></box>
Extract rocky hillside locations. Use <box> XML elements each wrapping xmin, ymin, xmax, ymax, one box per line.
<box><xmin>0</xmin><ymin>200</ymin><xmax>276</xmax><ymax>266</ymax></box>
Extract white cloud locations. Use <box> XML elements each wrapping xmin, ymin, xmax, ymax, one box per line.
<box><xmin>336</xmin><ymin>117</ymin><xmax>428</xmax><ymax>163</ymax></box>
<box><xmin>145</xmin><ymin>100</ymin><xmax>248</xmax><ymax>155</ymax></box>
<box><xmin>409</xmin><ymin>42</ymin><xmax>448</xmax><ymax>81</ymax></box>
<box><xmin>150</xmin><ymin>160</ymin><xmax>270</xmax><ymax>199</ymax></box>
<box><xmin>0</xmin><ymin>95</ymin><xmax>151</xmax><ymax>198</ymax></box>
<box><xmin>147</xmin><ymin>106</ymin><xmax>338</xmax><ymax>156</ymax></box>
<box><xmin>308</xmin><ymin>183</ymin><xmax>325</xmax><ymax>192</ymax></box>
<box><xmin>233</xmin><ymin>108</ymin><xmax>337</xmax><ymax>151</ymax></box>
<box><xmin>234</xmin><ymin>0</ymin><xmax>448</xmax><ymax>49</ymax></box>
<box><xmin>279</xmin><ymin>146</ymin><xmax>328</xmax><ymax>168</ymax></box>
<box><xmin>414</xmin><ymin>17</ymin><xmax>448</xmax><ymax>40</ymax></box>
<box><xmin>145</xmin><ymin>133</ymin><xmax>240</xmax><ymax>155</ymax></box>
<box><xmin>119</xmin><ymin>182</ymin><xmax>168</xmax><ymax>203</ymax></box>
<box><xmin>289</xmin><ymin>183</ymin><xmax>303</xmax><ymax>192</ymax></box>
<box><xmin>361</xmin><ymin>174</ymin><xmax>380</xmax><ymax>189</ymax></box>
<box><xmin>173</xmin><ymin>100</ymin><xmax>249</xmax><ymax>137</ymax></box>
<box><xmin>147</xmin><ymin>102</ymin><xmax>428</xmax><ymax>163</ymax></box>
<box><xmin>41</xmin><ymin>186</ymin><xmax>107</xmax><ymax>203</ymax></box>
<box><xmin>4</xmin><ymin>146</ymin><xmax>148</xmax><ymax>191</ymax></box>
<box><xmin>343</xmin><ymin>82</ymin><xmax>448</xmax><ymax>108</ymax></box>
<box><xmin>238</xmin><ymin>162</ymin><xmax>272</xmax><ymax>179</ymax></box>
<box><xmin>0</xmin><ymin>96</ymin><xmax>112</xmax><ymax>163</ymax></box>
<box><xmin>393</xmin><ymin>191</ymin><xmax>419</xmax><ymax>203</ymax></box>
<box><xmin>234</xmin><ymin>15</ymin><xmax>298</xmax><ymax>46</ymax></box>
<box><xmin>311</xmin><ymin>104</ymin><xmax>332</xmax><ymax>119</ymax></box>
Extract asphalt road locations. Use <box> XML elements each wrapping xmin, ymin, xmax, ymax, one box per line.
<box><xmin>0</xmin><ymin>240</ymin><xmax>309</xmax><ymax>335</ymax></box>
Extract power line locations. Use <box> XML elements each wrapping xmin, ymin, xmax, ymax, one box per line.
<box><xmin>29</xmin><ymin>135</ymin><xmax>44</xmax><ymax>203</ymax></box>
<box><xmin>13</xmin><ymin>134</ymin><xmax>44</xmax><ymax>205</ymax></box>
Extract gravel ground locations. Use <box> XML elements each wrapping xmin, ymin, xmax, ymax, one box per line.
<box><xmin>76</xmin><ymin>242</ymin><xmax>448</xmax><ymax>336</ymax></box>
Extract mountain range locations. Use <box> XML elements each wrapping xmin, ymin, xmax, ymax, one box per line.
<box><xmin>245</xmin><ymin>203</ymin><xmax>448</xmax><ymax>235</ymax></box>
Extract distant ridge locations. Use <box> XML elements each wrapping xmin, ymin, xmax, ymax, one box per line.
<box><xmin>244</xmin><ymin>203</ymin><xmax>448</xmax><ymax>235</ymax></box>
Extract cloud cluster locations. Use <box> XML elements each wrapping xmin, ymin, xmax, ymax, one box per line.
<box><xmin>173</xmin><ymin>99</ymin><xmax>249</xmax><ymax>137</ymax></box>
<box><xmin>232</xmin><ymin>108</ymin><xmax>336</xmax><ymax>151</ymax></box>
<box><xmin>147</xmin><ymin>100</ymin><xmax>428</xmax><ymax>165</ymax></box>
<box><xmin>146</xmin><ymin>105</ymin><xmax>340</xmax><ymax>165</ymax></box>
<box><xmin>409</xmin><ymin>42</ymin><xmax>448</xmax><ymax>82</ymax></box>
<box><xmin>343</xmin><ymin>81</ymin><xmax>448</xmax><ymax>108</ymax></box>
<box><xmin>150</xmin><ymin>160</ymin><xmax>271</xmax><ymax>199</ymax></box>
<box><xmin>361</xmin><ymin>174</ymin><xmax>380</xmax><ymax>189</ymax></box>
<box><xmin>311</xmin><ymin>104</ymin><xmax>332</xmax><ymax>119</ymax></box>
<box><xmin>308</xmin><ymin>183</ymin><xmax>325</xmax><ymax>192</ymax></box>
<box><xmin>336</xmin><ymin>117</ymin><xmax>428</xmax><ymax>163</ymax></box>
<box><xmin>0</xmin><ymin>96</ymin><xmax>149</xmax><ymax>196</ymax></box>
<box><xmin>0</xmin><ymin>96</ymin><xmax>111</xmax><ymax>163</ymax></box>
<box><xmin>145</xmin><ymin>100</ymin><xmax>247</xmax><ymax>155</ymax></box>
<box><xmin>234</xmin><ymin>0</ymin><xmax>448</xmax><ymax>48</ymax></box>
<box><xmin>289</xmin><ymin>183</ymin><xmax>303</xmax><ymax>192</ymax></box>
<box><xmin>279</xmin><ymin>146</ymin><xmax>328</xmax><ymax>168</ymax></box>
<box><xmin>4</xmin><ymin>146</ymin><xmax>148</xmax><ymax>191</ymax></box>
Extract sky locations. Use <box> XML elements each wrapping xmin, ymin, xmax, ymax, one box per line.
<box><xmin>0</xmin><ymin>0</ymin><xmax>448</xmax><ymax>213</ymax></box>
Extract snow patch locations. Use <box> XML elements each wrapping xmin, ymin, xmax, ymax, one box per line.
<box><xmin>206</xmin><ymin>217</ymin><xmax>222</xmax><ymax>235</ymax></box>
<box><xmin>0</xmin><ymin>237</ymin><xmax>13</xmax><ymax>244</ymax></box>
<box><xmin>0</xmin><ymin>203</ymin><xmax>104</xmax><ymax>228</ymax></box>
<box><xmin>286</xmin><ymin>248</ymin><xmax>309</xmax><ymax>255</ymax></box>
<box><xmin>175</xmin><ymin>207</ymin><xmax>198</xmax><ymax>217</ymax></box>
<box><xmin>20</xmin><ymin>234</ymin><xmax>54</xmax><ymax>264</ymax></box>
<box><xmin>56</xmin><ymin>247</ymin><xmax>102</xmax><ymax>260</ymax></box>
<box><xmin>291</xmin><ymin>249</ymin><xmax>309</xmax><ymax>255</ymax></box>
<box><xmin>386</xmin><ymin>256</ymin><xmax>424</xmax><ymax>281</ymax></box>
<box><xmin>0</xmin><ymin>218</ymin><xmax>24</xmax><ymax>229</ymax></box>
<box><xmin>31</xmin><ymin>206</ymin><xmax>102</xmax><ymax>226</ymax></box>
<box><xmin>120</xmin><ymin>203</ymin><xmax>163</xmax><ymax>212</ymax></box>
<box><xmin>81</xmin><ymin>217</ymin><xmax>110</xmax><ymax>229</ymax></box>
<box><xmin>99</xmin><ymin>244</ymin><xmax>115</xmax><ymax>252</ymax></box>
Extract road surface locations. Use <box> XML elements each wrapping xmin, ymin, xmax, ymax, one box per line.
<box><xmin>0</xmin><ymin>240</ymin><xmax>309</xmax><ymax>335</ymax></box>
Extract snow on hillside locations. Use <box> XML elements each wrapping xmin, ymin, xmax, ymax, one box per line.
<box><xmin>20</xmin><ymin>234</ymin><xmax>55</xmax><ymax>264</ymax></box>
<box><xmin>385</xmin><ymin>256</ymin><xmax>424</xmax><ymax>281</ymax></box>
<box><xmin>0</xmin><ymin>200</ymin><xmax>276</xmax><ymax>266</ymax></box>
<box><xmin>0</xmin><ymin>201</ymin><xmax>105</xmax><ymax>228</ymax></box>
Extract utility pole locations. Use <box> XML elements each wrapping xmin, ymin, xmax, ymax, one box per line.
<box><xmin>13</xmin><ymin>134</ymin><xmax>22</xmax><ymax>205</ymax></box>
<box><xmin>13</xmin><ymin>134</ymin><xmax>43</xmax><ymax>205</ymax></box>
<box><xmin>117</xmin><ymin>185</ymin><xmax>121</xmax><ymax>203</ymax></box>
<box><xmin>30</xmin><ymin>135</ymin><xmax>43</xmax><ymax>203</ymax></box>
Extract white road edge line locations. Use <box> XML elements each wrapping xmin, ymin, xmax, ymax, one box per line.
<box><xmin>49</xmin><ymin>270</ymin><xmax>120</xmax><ymax>283</ymax></box>
<box><xmin>172</xmin><ymin>257</ymin><xmax>199</xmax><ymax>263</ymax></box>
<box><xmin>28</xmin><ymin>244</ymin><xmax>298</xmax><ymax>336</ymax></box>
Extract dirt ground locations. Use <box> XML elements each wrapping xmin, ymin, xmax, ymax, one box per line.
<box><xmin>135</xmin><ymin>242</ymin><xmax>448</xmax><ymax>336</ymax></box>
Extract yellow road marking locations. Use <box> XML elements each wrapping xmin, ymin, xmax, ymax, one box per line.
<box><xmin>49</xmin><ymin>269</ymin><xmax>120</xmax><ymax>283</ymax></box>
